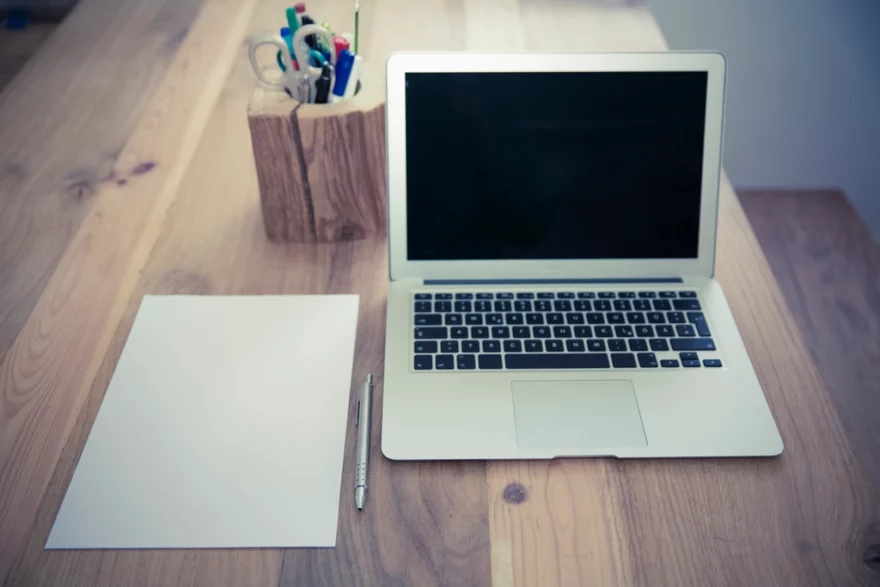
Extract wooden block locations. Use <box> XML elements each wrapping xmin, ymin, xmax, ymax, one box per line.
<box><xmin>247</xmin><ymin>87</ymin><xmax>387</xmax><ymax>242</ymax></box>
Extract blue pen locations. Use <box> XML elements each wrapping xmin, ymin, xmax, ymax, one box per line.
<box><xmin>277</xmin><ymin>27</ymin><xmax>294</xmax><ymax>72</ymax></box>
<box><xmin>331</xmin><ymin>50</ymin><xmax>355</xmax><ymax>103</ymax></box>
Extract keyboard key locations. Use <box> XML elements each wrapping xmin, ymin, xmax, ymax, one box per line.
<box><xmin>441</xmin><ymin>341</ymin><xmax>458</xmax><ymax>353</ymax></box>
<box><xmin>415</xmin><ymin>327</ymin><xmax>447</xmax><ymax>339</ymax></box>
<box><xmin>546</xmin><ymin>313</ymin><xmax>564</xmax><ymax>325</ymax></box>
<box><xmin>553</xmin><ymin>326</ymin><xmax>572</xmax><ymax>338</ymax></box>
<box><xmin>673</xmin><ymin>299</ymin><xmax>701</xmax><ymax>311</ymax></box>
<box><xmin>415</xmin><ymin>301</ymin><xmax>432</xmax><ymax>313</ymax></box>
<box><xmin>661</xmin><ymin>359</ymin><xmax>679</xmax><ymax>368</ymax></box>
<box><xmin>608</xmin><ymin>339</ymin><xmax>627</xmax><ymax>352</ymax></box>
<box><xmin>415</xmin><ymin>293</ymin><xmax>432</xmax><ymax>300</ymax></box>
<box><xmin>476</xmin><ymin>293</ymin><xmax>493</xmax><ymax>300</ymax></box>
<box><xmin>565</xmin><ymin>312</ymin><xmax>585</xmax><ymax>324</ymax></box>
<box><xmin>586</xmin><ymin>313</ymin><xmax>605</xmax><ymax>324</ymax></box>
<box><xmin>680</xmin><ymin>352</ymin><xmax>698</xmax><ymax>361</ymax></box>
<box><xmin>671</xmin><ymin>338</ymin><xmax>716</xmax><ymax>351</ymax></box>
<box><xmin>696</xmin><ymin>321</ymin><xmax>711</xmax><ymax>337</ymax></box>
<box><xmin>703</xmin><ymin>359</ymin><xmax>723</xmax><ymax>368</ymax></box>
<box><xmin>607</xmin><ymin>312</ymin><xmax>625</xmax><ymax>324</ymax></box>
<box><xmin>633</xmin><ymin>300</ymin><xmax>651</xmax><ymax>311</ymax></box>
<box><xmin>614</xmin><ymin>300</ymin><xmax>632</xmax><ymax>311</ymax></box>
<box><xmin>614</xmin><ymin>325</ymin><xmax>634</xmax><ymax>338</ymax></box>
<box><xmin>496</xmin><ymin>293</ymin><xmax>514</xmax><ymax>300</ymax></box>
<box><xmin>479</xmin><ymin>354</ymin><xmax>503</xmax><ymax>369</ymax></box>
<box><xmin>638</xmin><ymin>291</ymin><xmax>657</xmax><ymax>298</ymax></box>
<box><xmin>504</xmin><ymin>340</ymin><xmax>523</xmax><ymax>352</ymax></box>
<box><xmin>525</xmin><ymin>340</ymin><xmax>543</xmax><ymax>352</ymax></box>
<box><xmin>514</xmin><ymin>300</ymin><xmax>532</xmax><ymax>312</ymax></box>
<box><xmin>533</xmin><ymin>326</ymin><xmax>551</xmax><ymax>338</ymax></box>
<box><xmin>455</xmin><ymin>293</ymin><xmax>473</xmax><ymax>300</ymax></box>
<box><xmin>414</xmin><ymin>341</ymin><xmax>438</xmax><ymax>353</ymax></box>
<box><xmin>676</xmin><ymin>324</ymin><xmax>696</xmax><ymax>337</ymax></box>
<box><xmin>415</xmin><ymin>314</ymin><xmax>442</xmax><ymax>326</ymax></box>
<box><xmin>472</xmin><ymin>326</ymin><xmax>490</xmax><ymax>339</ymax></box>
<box><xmin>492</xmin><ymin>326</ymin><xmax>511</xmax><ymax>338</ymax></box>
<box><xmin>516</xmin><ymin>292</ymin><xmax>535</xmax><ymax>299</ymax></box>
<box><xmin>450</xmin><ymin>327</ymin><xmax>468</xmax><ymax>339</ymax></box>
<box><xmin>482</xmin><ymin>340</ymin><xmax>501</xmax><ymax>353</ymax></box>
<box><xmin>557</xmin><ymin>292</ymin><xmax>575</xmax><ymax>299</ymax></box>
<box><xmin>566</xmin><ymin>339</ymin><xmax>585</xmax><ymax>352</ymax></box>
<box><xmin>628</xmin><ymin>339</ymin><xmax>647</xmax><ymax>351</ymax></box>
<box><xmin>611</xmin><ymin>353</ymin><xmax>636</xmax><ymax>368</ymax></box>
<box><xmin>649</xmin><ymin>338</ymin><xmax>670</xmax><ymax>351</ymax></box>
<box><xmin>687</xmin><ymin>311</ymin><xmax>705</xmax><ymax>322</ymax></box>
<box><xmin>626</xmin><ymin>312</ymin><xmax>645</xmax><ymax>324</ymax></box>
<box><xmin>435</xmin><ymin>294</ymin><xmax>453</xmax><ymax>300</ymax></box>
<box><xmin>414</xmin><ymin>355</ymin><xmax>433</xmax><ymax>370</ymax></box>
<box><xmin>574</xmin><ymin>300</ymin><xmax>592</xmax><ymax>311</ymax></box>
<box><xmin>494</xmin><ymin>301</ymin><xmax>512</xmax><ymax>312</ymax></box>
<box><xmin>656</xmin><ymin>325</ymin><xmax>674</xmax><ymax>337</ymax></box>
<box><xmin>682</xmin><ymin>359</ymin><xmax>701</xmax><ymax>368</ymax></box>
<box><xmin>535</xmin><ymin>300</ymin><xmax>552</xmax><ymax>312</ymax></box>
<box><xmin>554</xmin><ymin>300</ymin><xmax>572</xmax><ymax>311</ymax></box>
<box><xmin>445</xmin><ymin>314</ymin><xmax>463</xmax><ymax>326</ymax></box>
<box><xmin>537</xmin><ymin>292</ymin><xmax>555</xmax><ymax>299</ymax></box>
<box><xmin>647</xmin><ymin>312</ymin><xmax>665</xmax><ymax>324</ymax></box>
<box><xmin>594</xmin><ymin>300</ymin><xmax>611</xmax><ymax>312</ymax></box>
<box><xmin>638</xmin><ymin>352</ymin><xmax>658</xmax><ymax>367</ymax></box>
<box><xmin>667</xmin><ymin>312</ymin><xmax>686</xmax><ymax>324</ymax></box>
<box><xmin>465</xmin><ymin>314</ymin><xmax>483</xmax><ymax>325</ymax></box>
<box><xmin>526</xmin><ymin>313</ymin><xmax>544</xmax><ymax>325</ymax></box>
<box><xmin>679</xmin><ymin>291</ymin><xmax>697</xmax><ymax>298</ymax></box>
<box><xmin>462</xmin><ymin>340</ymin><xmax>480</xmax><ymax>353</ymax></box>
<box><xmin>506</xmin><ymin>313</ymin><xmax>524</xmax><ymax>325</ymax></box>
<box><xmin>435</xmin><ymin>301</ymin><xmax>452</xmax><ymax>312</ymax></box>
<box><xmin>513</xmin><ymin>326</ymin><xmax>530</xmax><ymax>338</ymax></box>
<box><xmin>506</xmin><ymin>353</ymin><xmax>610</xmax><ymax>369</ymax></box>
<box><xmin>587</xmin><ymin>339</ymin><xmax>606</xmax><ymax>352</ymax></box>
<box><xmin>486</xmin><ymin>314</ymin><xmax>503</xmax><ymax>325</ymax></box>
<box><xmin>659</xmin><ymin>291</ymin><xmax>678</xmax><ymax>298</ymax></box>
<box><xmin>455</xmin><ymin>301</ymin><xmax>472</xmax><ymax>313</ymax></box>
<box><xmin>546</xmin><ymin>340</ymin><xmax>564</xmax><ymax>352</ymax></box>
<box><xmin>636</xmin><ymin>325</ymin><xmax>654</xmax><ymax>337</ymax></box>
<box><xmin>574</xmin><ymin>326</ymin><xmax>593</xmax><ymax>338</ymax></box>
<box><xmin>435</xmin><ymin>355</ymin><xmax>454</xmax><ymax>370</ymax></box>
<box><xmin>618</xmin><ymin>292</ymin><xmax>636</xmax><ymax>299</ymax></box>
<box><xmin>475</xmin><ymin>301</ymin><xmax>492</xmax><ymax>312</ymax></box>
<box><xmin>457</xmin><ymin>354</ymin><xmax>476</xmax><ymax>369</ymax></box>
<box><xmin>577</xmin><ymin>292</ymin><xmax>596</xmax><ymax>299</ymax></box>
<box><xmin>598</xmin><ymin>292</ymin><xmax>616</xmax><ymax>299</ymax></box>
<box><xmin>595</xmin><ymin>326</ymin><xmax>613</xmax><ymax>337</ymax></box>
<box><xmin>652</xmin><ymin>299</ymin><xmax>672</xmax><ymax>311</ymax></box>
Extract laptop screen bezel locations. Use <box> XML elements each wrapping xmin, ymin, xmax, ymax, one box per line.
<box><xmin>386</xmin><ymin>52</ymin><xmax>726</xmax><ymax>281</ymax></box>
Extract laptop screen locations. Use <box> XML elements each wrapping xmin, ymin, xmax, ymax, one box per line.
<box><xmin>404</xmin><ymin>71</ymin><xmax>708</xmax><ymax>261</ymax></box>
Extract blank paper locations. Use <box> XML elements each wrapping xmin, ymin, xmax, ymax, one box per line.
<box><xmin>46</xmin><ymin>295</ymin><xmax>359</xmax><ymax>549</ymax></box>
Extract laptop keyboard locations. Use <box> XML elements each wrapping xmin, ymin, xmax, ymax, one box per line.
<box><xmin>412</xmin><ymin>290</ymin><xmax>723</xmax><ymax>371</ymax></box>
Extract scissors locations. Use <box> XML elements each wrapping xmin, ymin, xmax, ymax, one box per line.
<box><xmin>248</xmin><ymin>24</ymin><xmax>336</xmax><ymax>102</ymax></box>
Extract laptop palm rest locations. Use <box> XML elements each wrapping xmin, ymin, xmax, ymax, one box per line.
<box><xmin>511</xmin><ymin>381</ymin><xmax>647</xmax><ymax>451</ymax></box>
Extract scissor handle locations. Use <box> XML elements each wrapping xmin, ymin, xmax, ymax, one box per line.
<box><xmin>291</xmin><ymin>24</ymin><xmax>337</xmax><ymax>80</ymax></box>
<box><xmin>248</xmin><ymin>33</ymin><xmax>294</xmax><ymax>91</ymax></box>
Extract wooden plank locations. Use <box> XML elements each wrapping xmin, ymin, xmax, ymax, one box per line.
<box><xmin>0</xmin><ymin>0</ymin><xmax>260</xmax><ymax>578</ymax></box>
<box><xmin>0</xmin><ymin>0</ymin><xmax>203</xmax><ymax>368</ymax></box>
<box><xmin>0</xmin><ymin>23</ymin><xmax>56</xmax><ymax>93</ymax></box>
<box><xmin>740</xmin><ymin>189</ymin><xmax>880</xmax><ymax>492</ymax></box>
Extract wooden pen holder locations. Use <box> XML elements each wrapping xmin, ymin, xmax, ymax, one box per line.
<box><xmin>247</xmin><ymin>87</ymin><xmax>386</xmax><ymax>242</ymax></box>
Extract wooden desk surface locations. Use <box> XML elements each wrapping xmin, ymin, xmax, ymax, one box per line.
<box><xmin>1</xmin><ymin>1</ymin><xmax>878</xmax><ymax>585</ymax></box>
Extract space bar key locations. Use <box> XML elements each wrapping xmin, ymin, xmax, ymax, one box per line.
<box><xmin>505</xmin><ymin>353</ymin><xmax>610</xmax><ymax>369</ymax></box>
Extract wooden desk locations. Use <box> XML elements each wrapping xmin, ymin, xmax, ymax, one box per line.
<box><xmin>1</xmin><ymin>1</ymin><xmax>878</xmax><ymax>585</ymax></box>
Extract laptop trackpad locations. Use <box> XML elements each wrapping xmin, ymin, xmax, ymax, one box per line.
<box><xmin>512</xmin><ymin>380</ymin><xmax>647</xmax><ymax>450</ymax></box>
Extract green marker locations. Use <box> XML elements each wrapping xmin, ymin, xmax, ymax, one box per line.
<box><xmin>286</xmin><ymin>6</ymin><xmax>299</xmax><ymax>36</ymax></box>
<box><xmin>354</xmin><ymin>0</ymin><xmax>359</xmax><ymax>54</ymax></box>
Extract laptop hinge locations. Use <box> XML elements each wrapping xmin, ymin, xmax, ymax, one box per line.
<box><xmin>424</xmin><ymin>278</ymin><xmax>683</xmax><ymax>285</ymax></box>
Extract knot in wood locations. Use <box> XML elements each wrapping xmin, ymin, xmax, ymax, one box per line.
<box><xmin>502</xmin><ymin>483</ymin><xmax>527</xmax><ymax>505</ymax></box>
<box><xmin>864</xmin><ymin>544</ymin><xmax>880</xmax><ymax>573</ymax></box>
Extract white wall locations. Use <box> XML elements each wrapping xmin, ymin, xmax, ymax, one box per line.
<box><xmin>650</xmin><ymin>0</ymin><xmax>880</xmax><ymax>240</ymax></box>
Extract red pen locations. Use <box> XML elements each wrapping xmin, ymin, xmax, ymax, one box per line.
<box><xmin>333</xmin><ymin>36</ymin><xmax>350</xmax><ymax>60</ymax></box>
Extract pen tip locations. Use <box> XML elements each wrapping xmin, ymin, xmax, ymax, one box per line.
<box><xmin>366</xmin><ymin>373</ymin><xmax>372</xmax><ymax>384</ymax></box>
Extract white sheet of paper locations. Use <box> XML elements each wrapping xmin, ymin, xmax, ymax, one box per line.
<box><xmin>46</xmin><ymin>295</ymin><xmax>359</xmax><ymax>549</ymax></box>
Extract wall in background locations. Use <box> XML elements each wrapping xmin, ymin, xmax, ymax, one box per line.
<box><xmin>650</xmin><ymin>0</ymin><xmax>880</xmax><ymax>241</ymax></box>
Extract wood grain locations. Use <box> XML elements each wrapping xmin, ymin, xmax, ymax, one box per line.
<box><xmin>0</xmin><ymin>23</ymin><xmax>56</xmax><ymax>93</ymax></box>
<box><xmin>0</xmin><ymin>0</ymin><xmax>260</xmax><ymax>579</ymax></box>
<box><xmin>740</xmin><ymin>189</ymin><xmax>880</xmax><ymax>493</ymax></box>
<box><xmin>0</xmin><ymin>0</ymin><xmax>204</xmax><ymax>368</ymax></box>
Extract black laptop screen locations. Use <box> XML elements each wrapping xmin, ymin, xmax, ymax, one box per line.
<box><xmin>404</xmin><ymin>71</ymin><xmax>708</xmax><ymax>261</ymax></box>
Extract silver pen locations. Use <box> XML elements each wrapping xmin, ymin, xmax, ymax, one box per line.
<box><xmin>355</xmin><ymin>373</ymin><xmax>373</xmax><ymax>510</ymax></box>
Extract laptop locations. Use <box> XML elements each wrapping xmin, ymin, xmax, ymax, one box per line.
<box><xmin>381</xmin><ymin>52</ymin><xmax>783</xmax><ymax>460</ymax></box>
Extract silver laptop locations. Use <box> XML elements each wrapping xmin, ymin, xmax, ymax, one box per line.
<box><xmin>381</xmin><ymin>52</ymin><xmax>783</xmax><ymax>460</ymax></box>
